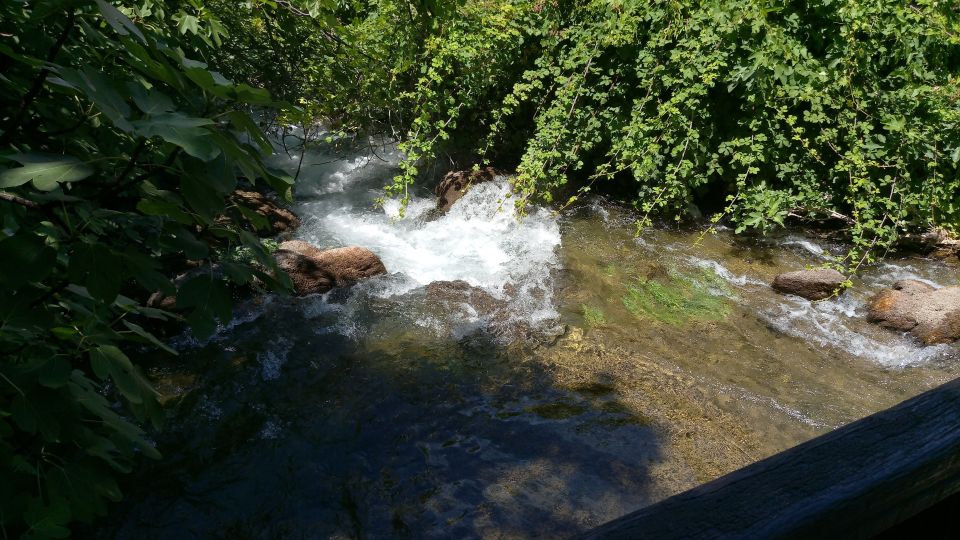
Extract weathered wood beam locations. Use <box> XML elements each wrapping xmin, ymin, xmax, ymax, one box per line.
<box><xmin>580</xmin><ymin>378</ymin><xmax>960</xmax><ymax>540</ymax></box>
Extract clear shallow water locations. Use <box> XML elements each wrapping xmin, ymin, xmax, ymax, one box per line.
<box><xmin>100</xmin><ymin>137</ymin><xmax>960</xmax><ymax>539</ymax></box>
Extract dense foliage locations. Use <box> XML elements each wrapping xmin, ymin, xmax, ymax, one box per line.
<box><xmin>387</xmin><ymin>0</ymin><xmax>960</xmax><ymax>267</ymax></box>
<box><xmin>0</xmin><ymin>1</ymin><xmax>299</xmax><ymax>536</ymax></box>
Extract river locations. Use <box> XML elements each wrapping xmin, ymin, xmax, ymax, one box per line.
<box><xmin>101</xmin><ymin>134</ymin><xmax>960</xmax><ymax>539</ymax></box>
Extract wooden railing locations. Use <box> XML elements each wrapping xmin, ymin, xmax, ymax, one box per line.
<box><xmin>580</xmin><ymin>378</ymin><xmax>960</xmax><ymax>539</ymax></box>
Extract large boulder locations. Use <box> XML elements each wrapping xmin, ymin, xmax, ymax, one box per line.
<box><xmin>218</xmin><ymin>190</ymin><xmax>301</xmax><ymax>237</ymax></box>
<box><xmin>771</xmin><ymin>268</ymin><xmax>846</xmax><ymax>300</ymax></box>
<box><xmin>274</xmin><ymin>241</ymin><xmax>386</xmax><ymax>295</ymax></box>
<box><xmin>435</xmin><ymin>166</ymin><xmax>502</xmax><ymax>213</ymax></box>
<box><xmin>867</xmin><ymin>280</ymin><xmax>960</xmax><ymax>345</ymax></box>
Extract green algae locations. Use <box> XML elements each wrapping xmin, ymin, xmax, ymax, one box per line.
<box><xmin>581</xmin><ymin>304</ymin><xmax>607</xmax><ymax>326</ymax></box>
<box><xmin>621</xmin><ymin>266</ymin><xmax>732</xmax><ymax>324</ymax></box>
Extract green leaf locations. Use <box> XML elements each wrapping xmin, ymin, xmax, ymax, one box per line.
<box><xmin>129</xmin><ymin>85</ymin><xmax>175</xmax><ymax>115</ymax></box>
<box><xmin>95</xmin><ymin>0</ymin><xmax>146</xmax><ymax>42</ymax></box>
<box><xmin>176</xmin><ymin>276</ymin><xmax>232</xmax><ymax>337</ymax></box>
<box><xmin>68</xmin><ymin>243</ymin><xmax>121</xmax><ymax>303</ymax></box>
<box><xmin>24</xmin><ymin>497</ymin><xmax>72</xmax><ymax>539</ymax></box>
<box><xmin>222</xmin><ymin>261</ymin><xmax>253</xmax><ymax>284</ymax></box>
<box><xmin>0</xmin><ymin>232</ymin><xmax>56</xmax><ymax>288</ymax></box>
<box><xmin>0</xmin><ymin>154</ymin><xmax>93</xmax><ymax>191</ymax></box>
<box><xmin>54</xmin><ymin>67</ymin><xmax>133</xmax><ymax>131</ymax></box>
<box><xmin>38</xmin><ymin>358</ymin><xmax>72</xmax><ymax>389</ymax></box>
<box><xmin>89</xmin><ymin>346</ymin><xmax>150</xmax><ymax>405</ymax></box>
<box><xmin>227</xmin><ymin>111</ymin><xmax>272</xmax><ymax>153</ymax></box>
<box><xmin>137</xmin><ymin>197</ymin><xmax>194</xmax><ymax>224</ymax></box>
<box><xmin>161</xmin><ymin>227</ymin><xmax>208</xmax><ymax>259</ymax></box>
<box><xmin>11</xmin><ymin>395</ymin><xmax>36</xmax><ymax>434</ymax></box>
<box><xmin>132</xmin><ymin>113</ymin><xmax>221</xmax><ymax>161</ymax></box>
<box><xmin>122</xmin><ymin>320</ymin><xmax>177</xmax><ymax>355</ymax></box>
<box><xmin>180</xmin><ymin>173</ymin><xmax>225</xmax><ymax>220</ymax></box>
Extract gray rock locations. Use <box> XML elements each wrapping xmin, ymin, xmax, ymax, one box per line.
<box><xmin>867</xmin><ymin>280</ymin><xmax>960</xmax><ymax>345</ymax></box>
<box><xmin>771</xmin><ymin>268</ymin><xmax>846</xmax><ymax>300</ymax></box>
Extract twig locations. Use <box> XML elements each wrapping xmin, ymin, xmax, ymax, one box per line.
<box><xmin>0</xmin><ymin>192</ymin><xmax>39</xmax><ymax>208</ymax></box>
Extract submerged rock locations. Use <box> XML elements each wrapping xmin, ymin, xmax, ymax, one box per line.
<box><xmin>218</xmin><ymin>190</ymin><xmax>301</xmax><ymax>238</ymax></box>
<box><xmin>867</xmin><ymin>280</ymin><xmax>960</xmax><ymax>345</ymax></box>
<box><xmin>425</xmin><ymin>279</ymin><xmax>508</xmax><ymax>319</ymax></box>
<box><xmin>771</xmin><ymin>268</ymin><xmax>846</xmax><ymax>300</ymax></box>
<box><xmin>435</xmin><ymin>166</ymin><xmax>502</xmax><ymax>213</ymax></box>
<box><xmin>274</xmin><ymin>241</ymin><xmax>386</xmax><ymax>295</ymax></box>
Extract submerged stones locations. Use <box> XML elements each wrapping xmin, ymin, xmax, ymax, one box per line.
<box><xmin>274</xmin><ymin>240</ymin><xmax>386</xmax><ymax>295</ymax></box>
<box><xmin>425</xmin><ymin>279</ymin><xmax>505</xmax><ymax>317</ymax></box>
<box><xmin>771</xmin><ymin>268</ymin><xmax>846</xmax><ymax>300</ymax></box>
<box><xmin>867</xmin><ymin>280</ymin><xmax>960</xmax><ymax>345</ymax></box>
<box><xmin>435</xmin><ymin>166</ymin><xmax>501</xmax><ymax>213</ymax></box>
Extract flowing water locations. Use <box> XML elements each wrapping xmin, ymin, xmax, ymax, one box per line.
<box><xmin>103</xmin><ymin>136</ymin><xmax>960</xmax><ymax>539</ymax></box>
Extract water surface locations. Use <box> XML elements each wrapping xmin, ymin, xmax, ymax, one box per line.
<box><xmin>104</xmin><ymin>137</ymin><xmax>960</xmax><ymax>538</ymax></box>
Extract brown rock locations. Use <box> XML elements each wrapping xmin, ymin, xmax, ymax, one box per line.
<box><xmin>435</xmin><ymin>167</ymin><xmax>502</xmax><ymax>213</ymax></box>
<box><xmin>771</xmin><ymin>268</ymin><xmax>846</xmax><ymax>300</ymax></box>
<box><xmin>274</xmin><ymin>241</ymin><xmax>386</xmax><ymax>295</ymax></box>
<box><xmin>867</xmin><ymin>280</ymin><xmax>960</xmax><ymax>345</ymax></box>
<box><xmin>219</xmin><ymin>190</ymin><xmax>301</xmax><ymax>237</ymax></box>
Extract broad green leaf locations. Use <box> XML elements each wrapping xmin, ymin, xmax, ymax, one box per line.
<box><xmin>24</xmin><ymin>497</ymin><xmax>72</xmax><ymax>539</ymax></box>
<box><xmin>11</xmin><ymin>396</ymin><xmax>36</xmax><ymax>434</ymax></box>
<box><xmin>68</xmin><ymin>243</ymin><xmax>121</xmax><ymax>303</ymax></box>
<box><xmin>129</xmin><ymin>85</ymin><xmax>175</xmax><ymax>115</ymax></box>
<box><xmin>122</xmin><ymin>321</ymin><xmax>177</xmax><ymax>355</ymax></box>
<box><xmin>95</xmin><ymin>0</ymin><xmax>146</xmax><ymax>42</ymax></box>
<box><xmin>160</xmin><ymin>227</ymin><xmax>208</xmax><ymax>259</ymax></box>
<box><xmin>0</xmin><ymin>154</ymin><xmax>93</xmax><ymax>190</ymax></box>
<box><xmin>54</xmin><ymin>67</ymin><xmax>133</xmax><ymax>131</ymax></box>
<box><xmin>88</xmin><ymin>345</ymin><xmax>148</xmax><ymax>405</ymax></box>
<box><xmin>132</xmin><ymin>113</ymin><xmax>220</xmax><ymax>161</ymax></box>
<box><xmin>177</xmin><ymin>275</ymin><xmax>233</xmax><ymax>337</ymax></box>
<box><xmin>227</xmin><ymin>111</ymin><xmax>272</xmax><ymax>153</ymax></box>
<box><xmin>38</xmin><ymin>358</ymin><xmax>72</xmax><ymax>389</ymax></box>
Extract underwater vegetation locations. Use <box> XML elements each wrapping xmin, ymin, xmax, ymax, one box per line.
<box><xmin>622</xmin><ymin>266</ymin><xmax>732</xmax><ymax>325</ymax></box>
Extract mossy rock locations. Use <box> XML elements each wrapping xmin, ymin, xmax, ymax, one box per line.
<box><xmin>622</xmin><ymin>265</ymin><xmax>732</xmax><ymax>324</ymax></box>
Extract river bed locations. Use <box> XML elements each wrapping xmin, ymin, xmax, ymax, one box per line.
<box><xmin>102</xmin><ymin>137</ymin><xmax>960</xmax><ymax>539</ymax></box>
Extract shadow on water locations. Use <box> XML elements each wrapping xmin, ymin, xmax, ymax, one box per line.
<box><xmin>96</xmin><ymin>291</ymin><xmax>670</xmax><ymax>540</ymax></box>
